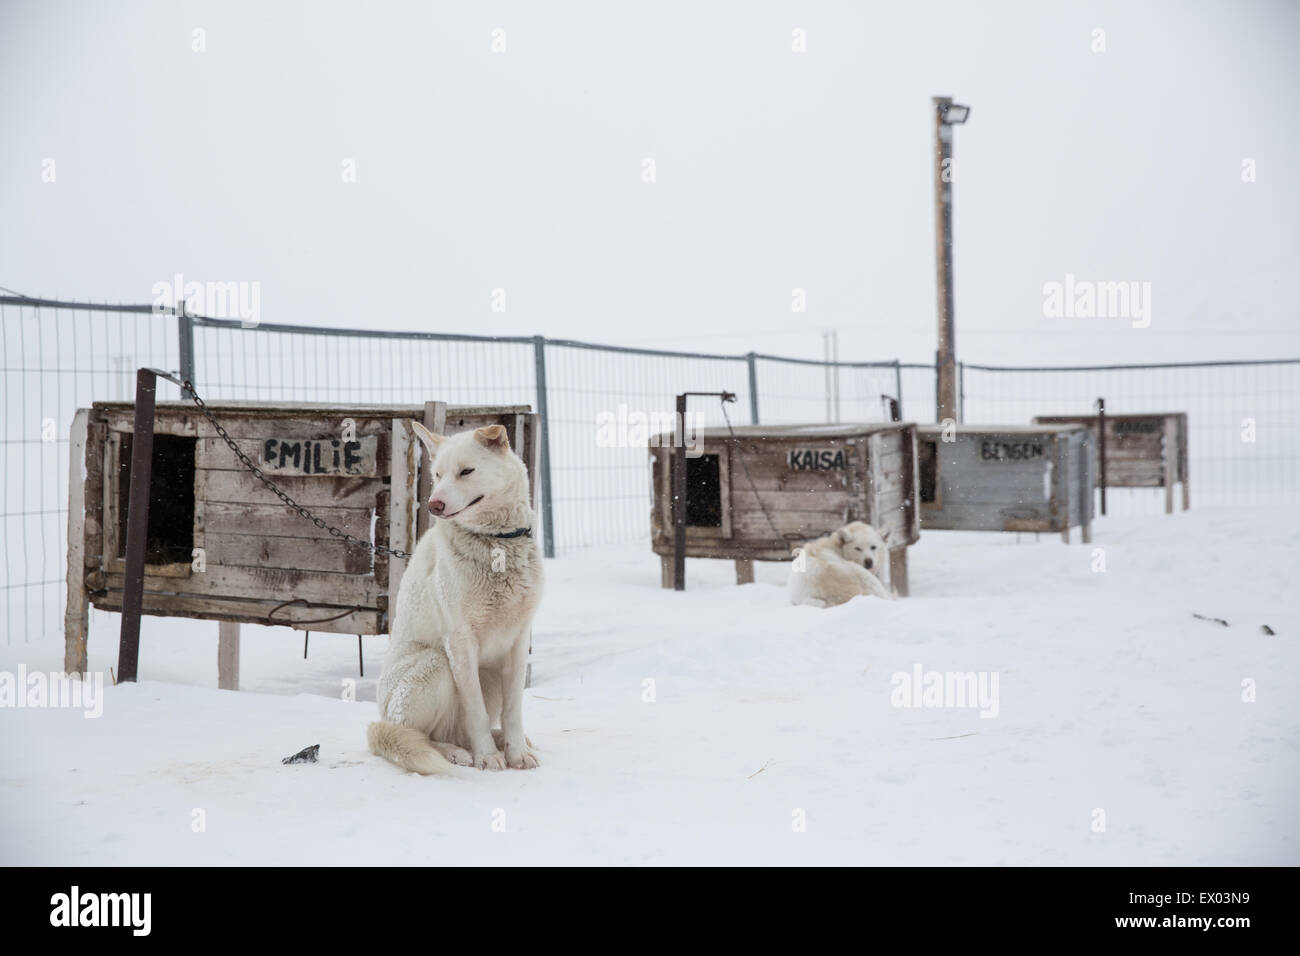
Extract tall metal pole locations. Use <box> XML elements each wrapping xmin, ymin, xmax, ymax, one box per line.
<box><xmin>670</xmin><ymin>391</ymin><xmax>735</xmax><ymax>592</ymax></box>
<box><xmin>118</xmin><ymin>368</ymin><xmax>158</xmax><ymax>683</ymax></box>
<box><xmin>672</xmin><ymin>393</ymin><xmax>688</xmax><ymax>591</ymax></box>
<box><xmin>1096</xmin><ymin>397</ymin><xmax>1108</xmax><ymax>516</ymax></box>
<box><xmin>933</xmin><ymin>96</ymin><xmax>969</xmax><ymax>425</ymax></box>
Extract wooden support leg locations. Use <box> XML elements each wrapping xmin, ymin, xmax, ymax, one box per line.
<box><xmin>1081</xmin><ymin>522</ymin><xmax>1091</xmax><ymax>544</ymax></box>
<box><xmin>1182</xmin><ymin>478</ymin><xmax>1190</xmax><ymax>511</ymax></box>
<box><xmin>1164</xmin><ymin>417</ymin><xmax>1177</xmax><ymax>514</ymax></box>
<box><xmin>734</xmin><ymin>559</ymin><xmax>754</xmax><ymax>585</ymax></box>
<box><xmin>64</xmin><ymin>409</ymin><xmax>90</xmax><ymax>675</ymax></box>
<box><xmin>65</xmin><ymin>587</ymin><xmax>89</xmax><ymax>676</ymax></box>
<box><xmin>660</xmin><ymin>554</ymin><xmax>676</xmax><ymax>589</ymax></box>
<box><xmin>218</xmin><ymin>621</ymin><xmax>240</xmax><ymax>691</ymax></box>
<box><xmin>1061</xmin><ymin>526</ymin><xmax>1071</xmax><ymax>545</ymax></box>
<box><xmin>889</xmin><ymin>548</ymin><xmax>909</xmax><ymax>597</ymax></box>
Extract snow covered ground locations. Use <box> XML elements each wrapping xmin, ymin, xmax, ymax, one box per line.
<box><xmin>1</xmin><ymin>507</ymin><xmax>1296</xmax><ymax>866</ymax></box>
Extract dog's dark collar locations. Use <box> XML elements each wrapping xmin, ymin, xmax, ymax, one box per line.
<box><xmin>484</xmin><ymin>527</ymin><xmax>532</xmax><ymax>539</ymax></box>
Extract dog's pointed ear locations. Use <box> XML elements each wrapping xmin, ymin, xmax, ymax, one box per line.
<box><xmin>473</xmin><ymin>424</ymin><xmax>510</xmax><ymax>452</ymax></box>
<box><xmin>834</xmin><ymin>528</ymin><xmax>849</xmax><ymax>545</ymax></box>
<box><xmin>880</xmin><ymin>528</ymin><xmax>891</xmax><ymax>543</ymax></box>
<box><xmin>411</xmin><ymin>421</ymin><xmax>446</xmax><ymax>453</ymax></box>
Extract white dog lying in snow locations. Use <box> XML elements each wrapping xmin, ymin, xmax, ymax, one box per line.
<box><xmin>788</xmin><ymin>521</ymin><xmax>895</xmax><ymax>607</ymax></box>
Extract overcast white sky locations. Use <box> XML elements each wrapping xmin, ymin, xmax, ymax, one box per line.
<box><xmin>2</xmin><ymin>0</ymin><xmax>1297</xmax><ymax>364</ymax></box>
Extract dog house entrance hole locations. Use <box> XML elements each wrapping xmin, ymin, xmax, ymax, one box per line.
<box><xmin>685</xmin><ymin>454</ymin><xmax>723</xmax><ymax>527</ymax></box>
<box><xmin>919</xmin><ymin>441</ymin><xmax>939</xmax><ymax>504</ymax></box>
<box><xmin>117</xmin><ymin>433</ymin><xmax>196</xmax><ymax>565</ymax></box>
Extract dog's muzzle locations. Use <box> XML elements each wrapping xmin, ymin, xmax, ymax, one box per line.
<box><xmin>863</xmin><ymin>558</ymin><xmax>874</xmax><ymax>570</ymax></box>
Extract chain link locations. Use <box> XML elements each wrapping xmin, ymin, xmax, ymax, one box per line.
<box><xmin>184</xmin><ymin>382</ymin><xmax>413</xmax><ymax>560</ymax></box>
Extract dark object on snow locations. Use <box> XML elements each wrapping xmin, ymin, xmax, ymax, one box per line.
<box><xmin>1261</xmin><ymin>625</ymin><xmax>1275</xmax><ymax>635</ymax></box>
<box><xmin>1193</xmin><ymin>613</ymin><xmax>1229</xmax><ymax>627</ymax></box>
<box><xmin>282</xmin><ymin>744</ymin><xmax>320</xmax><ymax>765</ymax></box>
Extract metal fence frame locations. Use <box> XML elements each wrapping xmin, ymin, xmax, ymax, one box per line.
<box><xmin>4</xmin><ymin>293</ymin><xmax>1298</xmax><ymax>645</ymax></box>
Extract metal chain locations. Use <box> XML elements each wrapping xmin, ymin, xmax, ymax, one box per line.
<box><xmin>183</xmin><ymin>382</ymin><xmax>413</xmax><ymax>560</ymax></box>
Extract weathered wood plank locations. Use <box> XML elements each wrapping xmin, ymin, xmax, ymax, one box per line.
<box><xmin>732</xmin><ymin>489</ymin><xmax>853</xmax><ymax>513</ymax></box>
<box><xmin>197</xmin><ymin>436</ymin><xmax>384</xmax><ymax>476</ymax></box>
<box><xmin>83</xmin><ymin>419</ymin><xmax>105</xmax><ymax>570</ymax></box>
<box><xmin>373</xmin><ymin>489</ymin><xmax>390</xmax><ymax>592</ymax></box>
<box><xmin>94</xmin><ymin>400</ymin><xmax>531</xmax><ymax>418</ymax></box>
<box><xmin>204</xmin><ymin>533</ymin><xmax>373</xmax><ymax>574</ymax></box>
<box><xmin>197</xmin><ymin>468</ymin><xmax>382</xmax><ymax>508</ymax></box>
<box><xmin>732</xmin><ymin>509</ymin><xmax>846</xmax><ymax>540</ymax></box>
<box><xmin>1164</xmin><ymin>415</ymin><xmax>1178</xmax><ymax>514</ymax></box>
<box><xmin>731</xmin><ymin>470</ymin><xmax>851</xmax><ymax>493</ymax></box>
<box><xmin>389</xmin><ymin>418</ymin><xmax>418</xmax><ymax>628</ymax></box>
<box><xmin>92</xmin><ymin>591</ymin><xmax>382</xmax><ymax>634</ymax></box>
<box><xmin>523</xmin><ymin>413</ymin><xmax>541</xmax><ymax>509</ymax></box>
<box><xmin>654</xmin><ymin>542</ymin><xmax>796</xmax><ymax>563</ymax></box>
<box><xmin>922</xmin><ymin>503</ymin><xmax>1056</xmax><ymax>533</ymax></box>
<box><xmin>201</xmin><ymin>501</ymin><xmax>374</xmax><ymax>540</ymax></box>
<box><xmin>416</xmin><ymin>402</ymin><xmax>447</xmax><ymax>541</ymax></box>
<box><xmin>64</xmin><ymin>409</ymin><xmax>90</xmax><ymax>675</ymax></box>
<box><xmin>102</xmin><ymin>429</ymin><xmax>120</xmax><ymax>568</ymax></box>
<box><xmin>100</xmin><ymin>564</ymin><xmax>380</xmax><ymax>607</ymax></box>
<box><xmin>102</xmin><ymin>411</ymin><xmax>402</xmax><ymax>441</ymax></box>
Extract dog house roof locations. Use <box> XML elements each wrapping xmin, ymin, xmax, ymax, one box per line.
<box><xmin>652</xmin><ymin>421</ymin><xmax>916</xmax><ymax>442</ymax></box>
<box><xmin>92</xmin><ymin>400</ymin><xmax>532</xmax><ymax>416</ymax></box>
<box><xmin>916</xmin><ymin>423</ymin><xmax>1092</xmax><ymax>435</ymax></box>
<box><xmin>1036</xmin><ymin>412</ymin><xmax>1184</xmax><ymax>419</ymax></box>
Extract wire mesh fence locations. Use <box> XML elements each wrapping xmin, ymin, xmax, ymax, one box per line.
<box><xmin>1</xmin><ymin>300</ymin><xmax>182</xmax><ymax>647</ymax></box>
<box><xmin>3</xmin><ymin>294</ymin><xmax>1297</xmax><ymax>646</ymax></box>
<box><xmin>960</xmin><ymin>359</ymin><xmax>1300</xmax><ymax>513</ymax></box>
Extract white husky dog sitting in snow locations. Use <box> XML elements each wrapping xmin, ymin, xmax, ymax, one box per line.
<box><xmin>788</xmin><ymin>521</ymin><xmax>895</xmax><ymax>607</ymax></box>
<box><xmin>368</xmin><ymin>422</ymin><xmax>543</xmax><ymax>775</ymax></box>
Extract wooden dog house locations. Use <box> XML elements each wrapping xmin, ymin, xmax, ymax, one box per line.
<box><xmin>649</xmin><ymin>423</ymin><xmax>921</xmax><ymax>595</ymax></box>
<box><xmin>64</xmin><ymin>400</ymin><xmax>539</xmax><ymax>683</ymax></box>
<box><xmin>917</xmin><ymin>424</ymin><xmax>1096</xmax><ymax>542</ymax></box>
<box><xmin>1033</xmin><ymin>412</ymin><xmax>1188</xmax><ymax>512</ymax></box>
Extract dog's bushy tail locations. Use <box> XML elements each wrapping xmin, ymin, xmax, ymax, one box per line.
<box><xmin>367</xmin><ymin>721</ymin><xmax>452</xmax><ymax>776</ymax></box>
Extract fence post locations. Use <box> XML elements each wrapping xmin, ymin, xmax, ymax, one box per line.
<box><xmin>893</xmin><ymin>359</ymin><xmax>904</xmax><ymax>419</ymax></box>
<box><xmin>746</xmin><ymin>352</ymin><xmax>759</xmax><ymax>424</ymax></box>
<box><xmin>532</xmin><ymin>336</ymin><xmax>556</xmax><ymax>559</ymax></box>
<box><xmin>176</xmin><ymin>303</ymin><xmax>195</xmax><ymax>397</ymax></box>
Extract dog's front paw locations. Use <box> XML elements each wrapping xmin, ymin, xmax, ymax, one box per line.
<box><xmin>474</xmin><ymin>750</ymin><xmax>506</xmax><ymax>771</ymax></box>
<box><xmin>505</xmin><ymin>745</ymin><xmax>540</xmax><ymax>770</ymax></box>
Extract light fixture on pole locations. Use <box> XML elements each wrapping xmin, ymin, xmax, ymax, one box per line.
<box><xmin>932</xmin><ymin>95</ymin><xmax>970</xmax><ymax>425</ymax></box>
